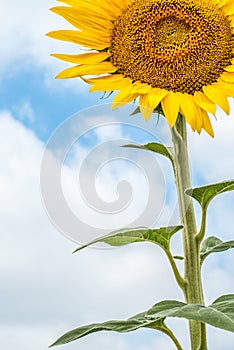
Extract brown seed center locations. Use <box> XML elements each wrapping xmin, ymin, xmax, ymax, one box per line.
<box><xmin>110</xmin><ymin>0</ymin><xmax>233</xmax><ymax>94</ymax></box>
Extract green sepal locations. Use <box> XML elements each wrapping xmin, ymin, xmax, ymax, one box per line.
<box><xmin>185</xmin><ymin>180</ymin><xmax>234</xmax><ymax>210</ymax></box>
<box><xmin>73</xmin><ymin>225</ymin><xmax>183</xmax><ymax>253</ymax></box>
<box><xmin>101</xmin><ymin>91</ymin><xmax>114</xmax><ymax>99</ymax></box>
<box><xmin>130</xmin><ymin>106</ymin><xmax>140</xmax><ymax>116</ymax></box>
<box><xmin>200</xmin><ymin>236</ymin><xmax>234</xmax><ymax>263</ymax></box>
<box><xmin>50</xmin><ymin>294</ymin><xmax>234</xmax><ymax>347</ymax></box>
<box><xmin>130</xmin><ymin>104</ymin><xmax>163</xmax><ymax>117</ymax></box>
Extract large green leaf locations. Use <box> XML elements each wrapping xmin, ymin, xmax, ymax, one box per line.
<box><xmin>185</xmin><ymin>180</ymin><xmax>234</xmax><ymax>210</ymax></box>
<box><xmin>200</xmin><ymin>236</ymin><xmax>234</xmax><ymax>263</ymax></box>
<box><xmin>73</xmin><ymin>226</ymin><xmax>183</xmax><ymax>253</ymax></box>
<box><xmin>49</xmin><ymin>316</ymin><xmax>166</xmax><ymax>347</ymax></box>
<box><xmin>50</xmin><ymin>295</ymin><xmax>234</xmax><ymax>347</ymax></box>
<box><xmin>123</xmin><ymin>142</ymin><xmax>174</xmax><ymax>165</ymax></box>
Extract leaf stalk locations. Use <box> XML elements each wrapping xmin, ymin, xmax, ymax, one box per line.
<box><xmin>165</xmin><ymin>250</ymin><xmax>187</xmax><ymax>292</ymax></box>
<box><xmin>196</xmin><ymin>208</ymin><xmax>207</xmax><ymax>244</ymax></box>
<box><xmin>162</xmin><ymin>324</ymin><xmax>184</xmax><ymax>350</ymax></box>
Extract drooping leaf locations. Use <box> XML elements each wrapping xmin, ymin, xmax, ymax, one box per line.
<box><xmin>200</xmin><ymin>236</ymin><xmax>234</xmax><ymax>263</ymax></box>
<box><xmin>185</xmin><ymin>180</ymin><xmax>234</xmax><ymax>210</ymax></box>
<box><xmin>73</xmin><ymin>225</ymin><xmax>183</xmax><ymax>253</ymax></box>
<box><xmin>50</xmin><ymin>295</ymin><xmax>234</xmax><ymax>347</ymax></box>
<box><xmin>122</xmin><ymin>142</ymin><xmax>174</xmax><ymax>165</ymax></box>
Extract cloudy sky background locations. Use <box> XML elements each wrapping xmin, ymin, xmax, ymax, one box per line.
<box><xmin>1</xmin><ymin>1</ymin><xmax>234</xmax><ymax>349</ymax></box>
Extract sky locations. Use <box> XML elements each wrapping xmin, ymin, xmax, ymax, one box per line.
<box><xmin>0</xmin><ymin>1</ymin><xmax>234</xmax><ymax>350</ymax></box>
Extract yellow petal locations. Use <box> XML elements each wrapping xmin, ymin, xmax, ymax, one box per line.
<box><xmin>112</xmin><ymin>86</ymin><xmax>138</xmax><ymax>109</ymax></box>
<box><xmin>100</xmin><ymin>0</ymin><xmax>130</xmax><ymax>10</ymax></box>
<box><xmin>223</xmin><ymin>0</ymin><xmax>234</xmax><ymax>15</ymax></box>
<box><xmin>214</xmin><ymin>80</ymin><xmax>234</xmax><ymax>96</ymax></box>
<box><xmin>50</xmin><ymin>6</ymin><xmax>113</xmax><ymax>33</ymax></box>
<box><xmin>213</xmin><ymin>0</ymin><xmax>228</xmax><ymax>6</ymax></box>
<box><xmin>87</xmin><ymin>74</ymin><xmax>131</xmax><ymax>91</ymax></box>
<box><xmin>72</xmin><ymin>16</ymin><xmax>113</xmax><ymax>33</ymax></box>
<box><xmin>220</xmin><ymin>72</ymin><xmax>234</xmax><ymax>82</ymax></box>
<box><xmin>229</xmin><ymin>16</ymin><xmax>234</xmax><ymax>27</ymax></box>
<box><xmin>192</xmin><ymin>99</ymin><xmax>204</xmax><ymax>133</ymax></box>
<box><xmin>161</xmin><ymin>92</ymin><xmax>179</xmax><ymax>126</ymax></box>
<box><xmin>131</xmin><ymin>82</ymin><xmax>151</xmax><ymax>94</ymax></box>
<box><xmin>57</xmin><ymin>0</ymin><xmax>130</xmax><ymax>20</ymax></box>
<box><xmin>56</xmin><ymin>0</ymin><xmax>115</xmax><ymax>20</ymax></box>
<box><xmin>47</xmin><ymin>30</ymin><xmax>110</xmax><ymax>50</ymax></box>
<box><xmin>51</xmin><ymin>52</ymin><xmax>110</xmax><ymax>64</ymax></box>
<box><xmin>139</xmin><ymin>94</ymin><xmax>154</xmax><ymax>121</ymax></box>
<box><xmin>56</xmin><ymin>62</ymin><xmax>117</xmax><ymax>78</ymax></box>
<box><xmin>194</xmin><ymin>91</ymin><xmax>216</xmax><ymax>114</ymax></box>
<box><xmin>203</xmin><ymin>85</ymin><xmax>230</xmax><ymax>115</ymax></box>
<box><xmin>115</xmin><ymin>0</ymin><xmax>133</xmax><ymax>8</ymax></box>
<box><xmin>224</xmin><ymin>64</ymin><xmax>234</xmax><ymax>72</ymax></box>
<box><xmin>148</xmin><ymin>88</ymin><xmax>169</xmax><ymax>109</ymax></box>
<box><xmin>139</xmin><ymin>88</ymin><xmax>168</xmax><ymax>121</ymax></box>
<box><xmin>200</xmin><ymin>109</ymin><xmax>214</xmax><ymax>138</ymax></box>
<box><xmin>95</xmin><ymin>0</ymin><xmax>124</xmax><ymax>19</ymax></box>
<box><xmin>177</xmin><ymin>93</ymin><xmax>198</xmax><ymax>131</ymax></box>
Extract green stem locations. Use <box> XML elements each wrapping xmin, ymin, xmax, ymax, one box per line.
<box><xmin>171</xmin><ymin>114</ymin><xmax>207</xmax><ymax>350</ymax></box>
<box><xmin>200</xmin><ymin>323</ymin><xmax>208</xmax><ymax>350</ymax></box>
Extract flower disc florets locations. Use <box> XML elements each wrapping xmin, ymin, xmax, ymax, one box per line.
<box><xmin>110</xmin><ymin>0</ymin><xmax>233</xmax><ymax>94</ymax></box>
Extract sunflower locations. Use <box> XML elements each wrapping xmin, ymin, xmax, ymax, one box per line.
<box><xmin>47</xmin><ymin>0</ymin><xmax>234</xmax><ymax>136</ymax></box>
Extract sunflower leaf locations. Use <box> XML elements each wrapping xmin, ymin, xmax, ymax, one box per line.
<box><xmin>73</xmin><ymin>226</ymin><xmax>183</xmax><ymax>253</ymax></box>
<box><xmin>146</xmin><ymin>294</ymin><xmax>234</xmax><ymax>332</ymax></box>
<box><xmin>49</xmin><ymin>315</ymin><xmax>166</xmax><ymax>347</ymax></box>
<box><xmin>122</xmin><ymin>142</ymin><xmax>174</xmax><ymax>165</ymax></box>
<box><xmin>200</xmin><ymin>236</ymin><xmax>234</xmax><ymax>263</ymax></box>
<box><xmin>49</xmin><ymin>295</ymin><xmax>234</xmax><ymax>347</ymax></box>
<box><xmin>185</xmin><ymin>180</ymin><xmax>234</xmax><ymax>210</ymax></box>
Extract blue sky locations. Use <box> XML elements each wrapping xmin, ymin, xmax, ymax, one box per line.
<box><xmin>1</xmin><ymin>1</ymin><xmax>234</xmax><ymax>350</ymax></box>
<box><xmin>0</xmin><ymin>63</ymin><xmax>103</xmax><ymax>140</ymax></box>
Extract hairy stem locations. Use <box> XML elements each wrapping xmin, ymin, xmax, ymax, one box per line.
<box><xmin>171</xmin><ymin>115</ymin><xmax>207</xmax><ymax>350</ymax></box>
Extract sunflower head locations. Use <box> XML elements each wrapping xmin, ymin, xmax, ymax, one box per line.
<box><xmin>47</xmin><ymin>0</ymin><xmax>234</xmax><ymax>137</ymax></box>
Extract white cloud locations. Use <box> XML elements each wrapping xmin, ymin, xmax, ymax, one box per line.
<box><xmin>188</xmin><ymin>101</ymin><xmax>234</xmax><ymax>241</ymax></box>
<box><xmin>0</xmin><ymin>0</ymin><xmax>87</xmax><ymax>92</ymax></box>
<box><xmin>189</xmin><ymin>100</ymin><xmax>234</xmax><ymax>183</ymax></box>
<box><xmin>0</xmin><ymin>110</ymin><xmax>234</xmax><ymax>350</ymax></box>
<box><xmin>12</xmin><ymin>101</ymin><xmax>35</xmax><ymax>123</ymax></box>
